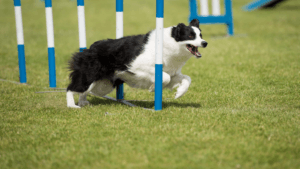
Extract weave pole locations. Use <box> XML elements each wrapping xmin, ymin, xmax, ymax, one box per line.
<box><xmin>77</xmin><ymin>0</ymin><xmax>86</xmax><ymax>52</ymax></box>
<box><xmin>13</xmin><ymin>0</ymin><xmax>27</xmax><ymax>83</ymax></box>
<box><xmin>45</xmin><ymin>0</ymin><xmax>56</xmax><ymax>87</ymax></box>
<box><xmin>116</xmin><ymin>0</ymin><xmax>124</xmax><ymax>100</ymax></box>
<box><xmin>155</xmin><ymin>0</ymin><xmax>164</xmax><ymax>111</ymax></box>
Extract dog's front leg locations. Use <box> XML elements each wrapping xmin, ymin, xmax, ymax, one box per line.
<box><xmin>66</xmin><ymin>82</ymin><xmax>96</xmax><ymax>108</ymax></box>
<box><xmin>66</xmin><ymin>91</ymin><xmax>81</xmax><ymax>108</ymax></box>
<box><xmin>149</xmin><ymin>72</ymin><xmax>171</xmax><ymax>92</ymax></box>
<box><xmin>174</xmin><ymin>75</ymin><xmax>191</xmax><ymax>99</ymax></box>
<box><xmin>166</xmin><ymin>74</ymin><xmax>191</xmax><ymax>99</ymax></box>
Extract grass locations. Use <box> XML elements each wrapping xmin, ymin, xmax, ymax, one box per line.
<box><xmin>0</xmin><ymin>0</ymin><xmax>300</xmax><ymax>168</ymax></box>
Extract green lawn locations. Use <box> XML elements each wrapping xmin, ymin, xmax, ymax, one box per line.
<box><xmin>0</xmin><ymin>0</ymin><xmax>299</xmax><ymax>168</ymax></box>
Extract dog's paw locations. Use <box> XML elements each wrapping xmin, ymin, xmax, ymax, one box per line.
<box><xmin>148</xmin><ymin>84</ymin><xmax>155</xmax><ymax>92</ymax></box>
<box><xmin>67</xmin><ymin>105</ymin><xmax>81</xmax><ymax>108</ymax></box>
<box><xmin>78</xmin><ymin>101</ymin><xmax>90</xmax><ymax>107</ymax></box>
<box><xmin>174</xmin><ymin>90</ymin><xmax>186</xmax><ymax>99</ymax></box>
<box><xmin>174</xmin><ymin>79</ymin><xmax>190</xmax><ymax>99</ymax></box>
<box><xmin>169</xmin><ymin>83</ymin><xmax>180</xmax><ymax>91</ymax></box>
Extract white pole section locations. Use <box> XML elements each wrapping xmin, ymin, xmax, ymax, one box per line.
<box><xmin>116</xmin><ymin>12</ymin><xmax>123</xmax><ymax>38</ymax></box>
<box><xmin>155</xmin><ymin>19</ymin><xmax>163</xmax><ymax>65</ymax></box>
<box><xmin>45</xmin><ymin>7</ymin><xmax>54</xmax><ymax>48</ymax></box>
<box><xmin>77</xmin><ymin>0</ymin><xmax>86</xmax><ymax>52</ymax></box>
<box><xmin>14</xmin><ymin>6</ymin><xmax>24</xmax><ymax>45</ymax></box>
<box><xmin>200</xmin><ymin>0</ymin><xmax>209</xmax><ymax>16</ymax></box>
<box><xmin>212</xmin><ymin>0</ymin><xmax>221</xmax><ymax>16</ymax></box>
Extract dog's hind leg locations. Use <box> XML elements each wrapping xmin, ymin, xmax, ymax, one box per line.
<box><xmin>90</xmin><ymin>79</ymin><xmax>114</xmax><ymax>97</ymax></box>
<box><xmin>78</xmin><ymin>93</ymin><xmax>89</xmax><ymax>107</ymax></box>
<box><xmin>77</xmin><ymin>82</ymin><xmax>96</xmax><ymax>107</ymax></box>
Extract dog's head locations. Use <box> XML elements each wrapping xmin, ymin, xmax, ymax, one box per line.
<box><xmin>171</xmin><ymin>19</ymin><xmax>207</xmax><ymax>58</ymax></box>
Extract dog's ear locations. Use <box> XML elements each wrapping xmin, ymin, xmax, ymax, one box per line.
<box><xmin>189</xmin><ymin>19</ymin><xmax>200</xmax><ymax>28</ymax></box>
<box><xmin>171</xmin><ymin>23</ymin><xmax>186</xmax><ymax>41</ymax></box>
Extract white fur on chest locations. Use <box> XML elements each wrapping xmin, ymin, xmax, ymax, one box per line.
<box><xmin>131</xmin><ymin>27</ymin><xmax>191</xmax><ymax>74</ymax></box>
<box><xmin>117</xmin><ymin>27</ymin><xmax>192</xmax><ymax>89</ymax></box>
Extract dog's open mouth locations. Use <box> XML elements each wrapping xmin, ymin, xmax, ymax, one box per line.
<box><xmin>186</xmin><ymin>44</ymin><xmax>201</xmax><ymax>58</ymax></box>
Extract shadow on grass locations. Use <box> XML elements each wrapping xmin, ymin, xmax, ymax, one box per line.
<box><xmin>280</xmin><ymin>6</ymin><xmax>300</xmax><ymax>10</ymax></box>
<box><xmin>88</xmin><ymin>96</ymin><xmax>201</xmax><ymax>109</ymax></box>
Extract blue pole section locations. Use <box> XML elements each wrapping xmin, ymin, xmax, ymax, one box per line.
<box><xmin>155</xmin><ymin>64</ymin><xmax>163</xmax><ymax>110</ymax></box>
<box><xmin>116</xmin><ymin>83</ymin><xmax>124</xmax><ymax>100</ymax></box>
<box><xmin>155</xmin><ymin>0</ymin><xmax>164</xmax><ymax>111</ymax></box>
<box><xmin>48</xmin><ymin>47</ymin><xmax>56</xmax><ymax>87</ymax></box>
<box><xmin>225</xmin><ymin>0</ymin><xmax>234</xmax><ymax>36</ymax></box>
<box><xmin>77</xmin><ymin>0</ymin><xmax>87</xmax><ymax>52</ymax></box>
<box><xmin>188</xmin><ymin>0</ymin><xmax>198</xmax><ymax>22</ymax></box>
<box><xmin>45</xmin><ymin>0</ymin><xmax>56</xmax><ymax>87</ymax></box>
<box><xmin>14</xmin><ymin>0</ymin><xmax>27</xmax><ymax>83</ymax></box>
<box><xmin>116</xmin><ymin>0</ymin><xmax>124</xmax><ymax>100</ymax></box>
<box><xmin>17</xmin><ymin>45</ymin><xmax>26</xmax><ymax>83</ymax></box>
<box><xmin>116</xmin><ymin>0</ymin><xmax>123</xmax><ymax>12</ymax></box>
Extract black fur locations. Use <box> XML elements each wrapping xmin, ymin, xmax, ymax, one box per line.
<box><xmin>189</xmin><ymin>19</ymin><xmax>202</xmax><ymax>38</ymax></box>
<box><xmin>171</xmin><ymin>23</ymin><xmax>197</xmax><ymax>42</ymax></box>
<box><xmin>67</xmin><ymin>32</ymin><xmax>151</xmax><ymax>92</ymax></box>
<box><xmin>189</xmin><ymin>19</ymin><xmax>199</xmax><ymax>27</ymax></box>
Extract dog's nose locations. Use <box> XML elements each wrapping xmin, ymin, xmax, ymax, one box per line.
<box><xmin>201</xmin><ymin>41</ymin><xmax>208</xmax><ymax>48</ymax></box>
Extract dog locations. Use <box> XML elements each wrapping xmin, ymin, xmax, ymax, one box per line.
<box><xmin>66</xmin><ymin>19</ymin><xmax>207</xmax><ymax>108</ymax></box>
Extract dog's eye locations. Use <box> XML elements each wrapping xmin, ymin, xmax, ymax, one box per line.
<box><xmin>189</xmin><ymin>36</ymin><xmax>193</xmax><ymax>38</ymax></box>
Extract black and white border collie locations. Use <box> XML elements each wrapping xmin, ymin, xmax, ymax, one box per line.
<box><xmin>66</xmin><ymin>19</ymin><xmax>207</xmax><ymax>108</ymax></box>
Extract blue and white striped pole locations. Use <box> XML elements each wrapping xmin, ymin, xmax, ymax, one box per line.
<box><xmin>155</xmin><ymin>0</ymin><xmax>164</xmax><ymax>111</ymax></box>
<box><xmin>45</xmin><ymin>0</ymin><xmax>56</xmax><ymax>88</ymax></box>
<box><xmin>77</xmin><ymin>0</ymin><xmax>86</xmax><ymax>52</ymax></box>
<box><xmin>116</xmin><ymin>0</ymin><xmax>124</xmax><ymax>100</ymax></box>
<box><xmin>14</xmin><ymin>0</ymin><xmax>27</xmax><ymax>83</ymax></box>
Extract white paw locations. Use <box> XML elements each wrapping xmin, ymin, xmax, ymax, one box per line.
<box><xmin>148</xmin><ymin>84</ymin><xmax>155</xmax><ymax>92</ymax></box>
<box><xmin>175</xmin><ymin>90</ymin><xmax>185</xmax><ymax>99</ymax></box>
<box><xmin>67</xmin><ymin>105</ymin><xmax>81</xmax><ymax>108</ymax></box>
<box><xmin>174</xmin><ymin>78</ymin><xmax>190</xmax><ymax>99</ymax></box>
<box><xmin>171</xmin><ymin>83</ymin><xmax>180</xmax><ymax>91</ymax></box>
<box><xmin>78</xmin><ymin>101</ymin><xmax>90</xmax><ymax>107</ymax></box>
<box><xmin>174</xmin><ymin>86</ymin><xmax>189</xmax><ymax>99</ymax></box>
